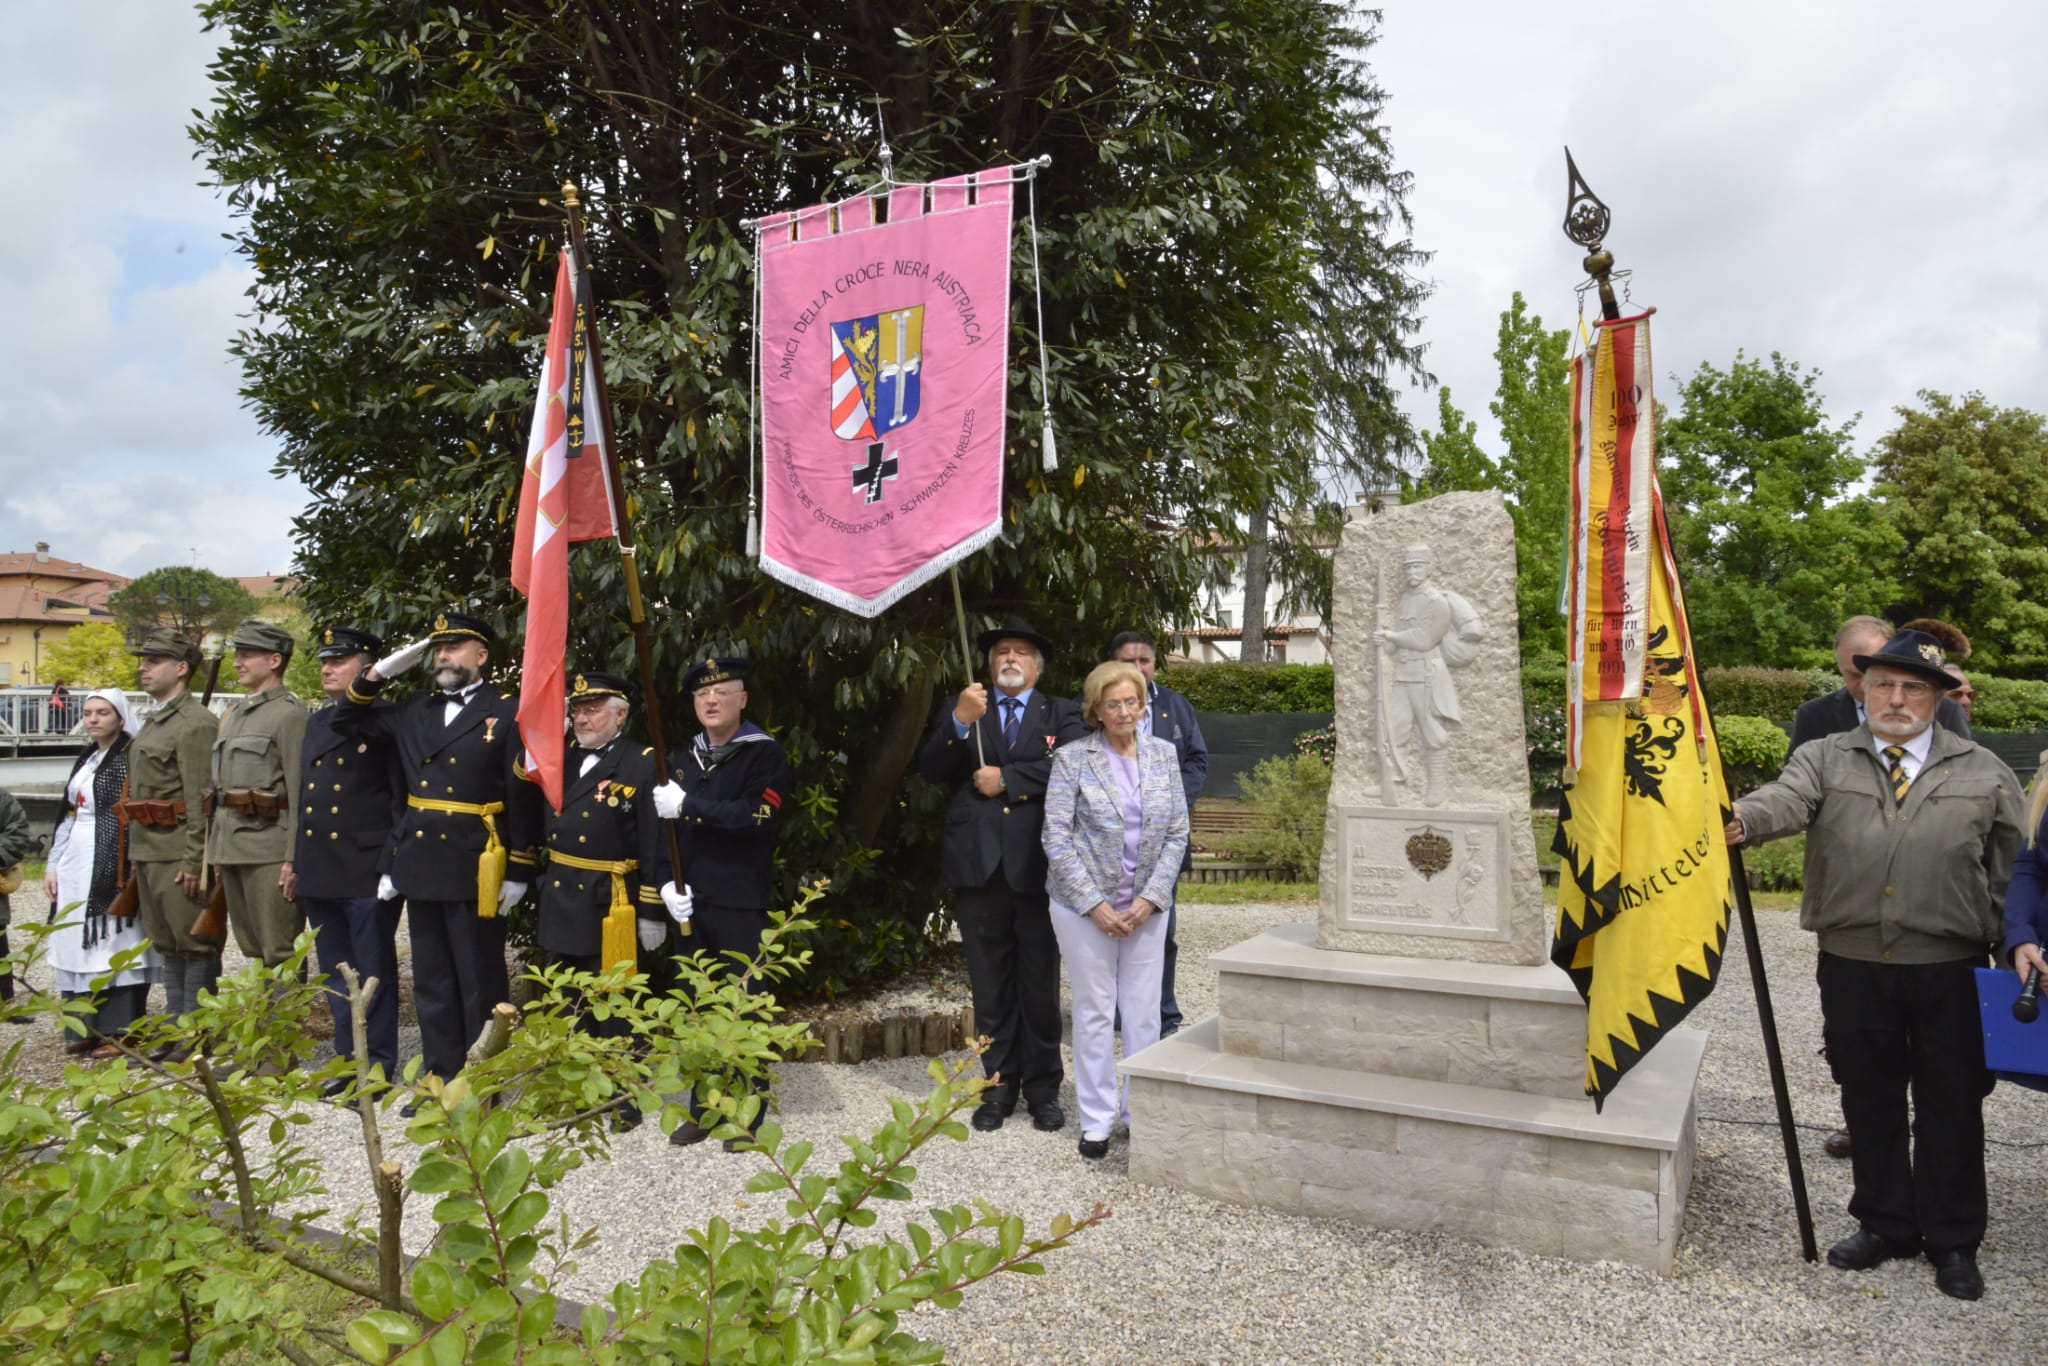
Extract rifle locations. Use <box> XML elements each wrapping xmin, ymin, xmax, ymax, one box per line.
<box><xmin>189</xmin><ymin>653</ymin><xmax>230</xmax><ymax>945</ymax></box>
<box><xmin>1375</xmin><ymin>556</ymin><xmax>1405</xmax><ymax>796</ymax></box>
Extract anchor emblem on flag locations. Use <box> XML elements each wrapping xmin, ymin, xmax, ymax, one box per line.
<box><xmin>830</xmin><ymin>306</ymin><xmax>923</xmax><ymax>503</ymax></box>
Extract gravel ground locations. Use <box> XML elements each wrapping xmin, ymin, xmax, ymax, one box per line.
<box><xmin>12</xmin><ymin>895</ymin><xmax>2048</xmax><ymax>1362</ymax></box>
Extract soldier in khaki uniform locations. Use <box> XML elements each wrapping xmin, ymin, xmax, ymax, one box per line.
<box><xmin>124</xmin><ymin>627</ymin><xmax>221</xmax><ymax>1047</ymax></box>
<box><xmin>208</xmin><ymin>621</ymin><xmax>309</xmax><ymax>973</ymax></box>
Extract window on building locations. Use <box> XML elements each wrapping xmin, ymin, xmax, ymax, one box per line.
<box><xmin>1216</xmin><ymin>609</ymin><xmax>1233</xmax><ymax>629</ymax></box>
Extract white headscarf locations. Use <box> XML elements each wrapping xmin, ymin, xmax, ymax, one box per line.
<box><xmin>84</xmin><ymin>687</ymin><xmax>140</xmax><ymax>737</ymax></box>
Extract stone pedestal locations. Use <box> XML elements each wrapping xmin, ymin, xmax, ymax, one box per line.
<box><xmin>1123</xmin><ymin>926</ymin><xmax>1705</xmax><ymax>1271</ymax></box>
<box><xmin>1124</xmin><ymin>492</ymin><xmax>1705</xmax><ymax>1272</ymax></box>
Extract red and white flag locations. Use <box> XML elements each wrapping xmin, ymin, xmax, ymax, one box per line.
<box><xmin>511</xmin><ymin>247</ymin><xmax>619</xmax><ymax>810</ymax></box>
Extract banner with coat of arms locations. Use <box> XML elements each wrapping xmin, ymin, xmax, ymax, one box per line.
<box><xmin>755</xmin><ymin>166</ymin><xmax>1016</xmax><ymax>615</ymax></box>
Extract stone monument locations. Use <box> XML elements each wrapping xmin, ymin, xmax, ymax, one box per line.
<box><xmin>1122</xmin><ymin>490</ymin><xmax>1706</xmax><ymax>1272</ymax></box>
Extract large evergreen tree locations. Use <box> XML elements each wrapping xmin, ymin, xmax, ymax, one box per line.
<box><xmin>193</xmin><ymin>1</ymin><xmax>1429</xmax><ymax>986</ymax></box>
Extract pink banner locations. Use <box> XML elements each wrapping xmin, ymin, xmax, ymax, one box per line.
<box><xmin>757</xmin><ymin>166</ymin><xmax>1015</xmax><ymax>615</ymax></box>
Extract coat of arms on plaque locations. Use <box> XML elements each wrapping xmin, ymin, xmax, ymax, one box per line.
<box><xmin>1406</xmin><ymin>827</ymin><xmax>1452</xmax><ymax>880</ymax></box>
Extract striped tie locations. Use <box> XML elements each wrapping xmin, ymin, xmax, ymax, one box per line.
<box><xmin>1882</xmin><ymin>744</ymin><xmax>1911</xmax><ymax>804</ymax></box>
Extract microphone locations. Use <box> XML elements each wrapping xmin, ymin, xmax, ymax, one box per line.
<box><xmin>2015</xmin><ymin>967</ymin><xmax>2041</xmax><ymax>1024</ymax></box>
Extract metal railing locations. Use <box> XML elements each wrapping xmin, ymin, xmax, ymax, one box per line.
<box><xmin>0</xmin><ymin>687</ymin><xmax>241</xmax><ymax>751</ymax></box>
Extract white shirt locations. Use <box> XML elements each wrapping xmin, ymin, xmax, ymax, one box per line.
<box><xmin>1869</xmin><ymin>724</ymin><xmax>1935</xmax><ymax>784</ymax></box>
<box><xmin>442</xmin><ymin>680</ymin><xmax>484</xmax><ymax>725</ymax></box>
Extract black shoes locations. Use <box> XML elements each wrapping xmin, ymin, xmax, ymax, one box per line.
<box><xmin>1931</xmin><ymin>1249</ymin><xmax>1984</xmax><ymax>1301</ymax></box>
<box><xmin>1028</xmin><ymin>1098</ymin><xmax>1065</xmax><ymax>1132</ymax></box>
<box><xmin>1826</xmin><ymin>1227</ymin><xmax>1923</xmax><ymax>1271</ymax></box>
<box><xmin>669</xmin><ymin>1119</ymin><xmax>714</xmax><ymax>1147</ymax></box>
<box><xmin>612</xmin><ymin>1103</ymin><xmax>643</xmax><ymax>1134</ymax></box>
<box><xmin>1078</xmin><ymin>1136</ymin><xmax>1108</xmax><ymax>1160</ymax></box>
<box><xmin>971</xmin><ymin>1090</ymin><xmax>1018</xmax><ymax>1132</ymax></box>
<box><xmin>319</xmin><ymin>1077</ymin><xmax>353</xmax><ymax>1102</ymax></box>
<box><xmin>1824</xmin><ymin>1127</ymin><xmax>1852</xmax><ymax>1159</ymax></box>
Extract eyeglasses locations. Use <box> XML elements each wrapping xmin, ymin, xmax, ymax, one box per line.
<box><xmin>1099</xmin><ymin>698</ymin><xmax>1145</xmax><ymax>714</ymax></box>
<box><xmin>1866</xmin><ymin>678</ymin><xmax>1934</xmax><ymax>700</ymax></box>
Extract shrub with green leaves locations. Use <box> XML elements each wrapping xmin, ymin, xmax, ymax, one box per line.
<box><xmin>1699</xmin><ymin>666</ymin><xmax>1829</xmax><ymax>722</ymax></box>
<box><xmin>1713</xmin><ymin>714</ymin><xmax>1791</xmax><ymax>794</ymax></box>
<box><xmin>1970</xmin><ymin>675</ymin><xmax>2048</xmax><ymax>731</ymax></box>
<box><xmin>1235</xmin><ymin>752</ymin><xmax>1333</xmax><ymax>881</ymax></box>
<box><xmin>1167</xmin><ymin>662</ymin><xmax>1335</xmax><ymax>713</ymax></box>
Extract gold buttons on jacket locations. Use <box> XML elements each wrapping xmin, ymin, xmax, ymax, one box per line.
<box><xmin>1884</xmin><ymin>887</ymin><xmax>1894</xmax><ymax>896</ymax></box>
<box><xmin>330</xmin><ymin>806</ymin><xmax>339</xmax><ymax>814</ymax></box>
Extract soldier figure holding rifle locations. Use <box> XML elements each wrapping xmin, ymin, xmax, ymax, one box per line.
<box><xmin>123</xmin><ymin>627</ymin><xmax>220</xmax><ymax>1059</ymax></box>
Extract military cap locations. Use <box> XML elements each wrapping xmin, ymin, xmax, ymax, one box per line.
<box><xmin>1852</xmin><ymin>629</ymin><xmax>1959</xmax><ymax>690</ymax></box>
<box><xmin>316</xmin><ymin>625</ymin><xmax>386</xmax><ymax>660</ymax></box>
<box><xmin>228</xmin><ymin>619</ymin><xmax>296</xmax><ymax>658</ymax></box>
<box><xmin>1400</xmin><ymin>545</ymin><xmax>1432</xmax><ymax>565</ymax></box>
<box><xmin>682</xmin><ymin>657</ymin><xmax>749</xmax><ymax>693</ymax></box>
<box><xmin>568</xmin><ymin>670</ymin><xmax>631</xmax><ymax>703</ymax></box>
<box><xmin>130</xmin><ymin>627</ymin><xmax>203</xmax><ymax>671</ymax></box>
<box><xmin>426</xmin><ymin>610</ymin><xmax>494</xmax><ymax>645</ymax></box>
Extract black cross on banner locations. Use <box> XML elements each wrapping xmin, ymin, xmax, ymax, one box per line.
<box><xmin>853</xmin><ymin>441</ymin><xmax>898</xmax><ymax>504</ymax></box>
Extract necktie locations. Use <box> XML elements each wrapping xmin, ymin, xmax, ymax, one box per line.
<box><xmin>1000</xmin><ymin>697</ymin><xmax>1021</xmax><ymax>751</ymax></box>
<box><xmin>1882</xmin><ymin>744</ymin><xmax>1911</xmax><ymax>804</ymax></box>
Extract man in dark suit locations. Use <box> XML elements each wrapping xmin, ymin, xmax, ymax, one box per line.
<box><xmin>1789</xmin><ymin>615</ymin><xmax>1970</xmax><ymax>755</ymax></box>
<box><xmin>1108</xmin><ymin>630</ymin><xmax>1208</xmax><ymax>1036</ymax></box>
<box><xmin>919</xmin><ymin>617</ymin><xmax>1087</xmax><ymax>1133</ymax></box>
<box><xmin>338</xmin><ymin>611</ymin><xmax>542</xmax><ymax>1107</ymax></box>
<box><xmin>1788</xmin><ymin>614</ymin><xmax>1970</xmax><ymax>1162</ymax></box>
<box><xmin>294</xmin><ymin>626</ymin><xmax>407</xmax><ymax>1098</ymax></box>
<box><xmin>649</xmin><ymin>656</ymin><xmax>795</xmax><ymax>1149</ymax></box>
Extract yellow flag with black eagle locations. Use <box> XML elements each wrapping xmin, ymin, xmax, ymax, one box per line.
<box><xmin>1553</xmin><ymin>310</ymin><xmax>1732</xmax><ymax>1108</ymax></box>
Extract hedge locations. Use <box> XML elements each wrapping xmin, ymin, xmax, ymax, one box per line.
<box><xmin>1168</xmin><ymin>661</ymin><xmax>1334</xmax><ymax>713</ymax></box>
<box><xmin>1698</xmin><ymin>666</ymin><xmax>1834</xmax><ymax>721</ymax></box>
<box><xmin>1970</xmin><ymin>676</ymin><xmax>2048</xmax><ymax>731</ymax></box>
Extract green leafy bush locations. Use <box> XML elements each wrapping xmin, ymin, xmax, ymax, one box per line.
<box><xmin>1738</xmin><ymin>832</ymin><xmax>1805</xmax><ymax>892</ymax></box>
<box><xmin>1970</xmin><ymin>675</ymin><xmax>2048</xmax><ymax>731</ymax></box>
<box><xmin>1523</xmin><ymin>667</ymin><xmax>1567</xmax><ymax>796</ymax></box>
<box><xmin>1714</xmin><ymin>714</ymin><xmax>1791</xmax><ymax>794</ymax></box>
<box><xmin>1168</xmin><ymin>662</ymin><xmax>1335</xmax><ymax>713</ymax></box>
<box><xmin>1236</xmin><ymin>752</ymin><xmax>1333</xmax><ymax>881</ymax></box>
<box><xmin>1293</xmin><ymin>720</ymin><xmax>1336</xmax><ymax>766</ymax></box>
<box><xmin>1700</xmin><ymin>666</ymin><xmax>1830</xmax><ymax>722</ymax></box>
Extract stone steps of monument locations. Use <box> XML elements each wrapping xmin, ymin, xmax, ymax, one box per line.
<box><xmin>1120</xmin><ymin>1013</ymin><xmax>1705</xmax><ymax>1272</ymax></box>
<box><xmin>1210</xmin><ymin>924</ymin><xmax>1590</xmax><ymax>1099</ymax></box>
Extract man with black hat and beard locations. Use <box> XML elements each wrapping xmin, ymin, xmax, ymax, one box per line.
<box><xmin>295</xmin><ymin>626</ymin><xmax>406</xmax><ymax>1097</ymax></box>
<box><xmin>918</xmin><ymin>617</ymin><xmax>1086</xmax><ymax>1134</ymax></box>
<box><xmin>1729</xmin><ymin>628</ymin><xmax>2024</xmax><ymax>1300</ymax></box>
<box><xmin>650</xmin><ymin>656</ymin><xmax>794</xmax><ymax>1149</ymax></box>
<box><xmin>339</xmin><ymin>611</ymin><xmax>541</xmax><ymax>1110</ymax></box>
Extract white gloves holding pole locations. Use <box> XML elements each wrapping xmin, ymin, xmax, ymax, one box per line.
<box><xmin>377</xmin><ymin>874</ymin><xmax>399</xmax><ymax>902</ymax></box>
<box><xmin>660</xmin><ymin>881</ymin><xmax>694</xmax><ymax>926</ymax></box>
<box><xmin>373</xmin><ymin>637</ymin><xmax>432</xmax><ymax>679</ymax></box>
<box><xmin>497</xmin><ymin>881</ymin><xmax>526</xmax><ymax>915</ymax></box>
<box><xmin>638</xmin><ymin>918</ymin><xmax>667</xmax><ymax>951</ymax></box>
<box><xmin>652</xmin><ymin>782</ymin><xmax>686</xmax><ymax>819</ymax></box>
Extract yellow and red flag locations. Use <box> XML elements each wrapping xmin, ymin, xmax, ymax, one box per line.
<box><xmin>1552</xmin><ymin>311</ymin><xmax>1732</xmax><ymax>1107</ymax></box>
<box><xmin>511</xmin><ymin>246</ymin><xmax>619</xmax><ymax>812</ymax></box>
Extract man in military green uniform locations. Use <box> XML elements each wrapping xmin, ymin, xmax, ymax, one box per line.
<box><xmin>122</xmin><ymin>627</ymin><xmax>220</xmax><ymax>1051</ymax></box>
<box><xmin>209</xmin><ymin>621</ymin><xmax>309</xmax><ymax>976</ymax></box>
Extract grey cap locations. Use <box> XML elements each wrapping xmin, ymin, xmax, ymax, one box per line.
<box><xmin>229</xmin><ymin>619</ymin><xmax>296</xmax><ymax>658</ymax></box>
<box><xmin>130</xmin><ymin>627</ymin><xmax>203</xmax><ymax>671</ymax></box>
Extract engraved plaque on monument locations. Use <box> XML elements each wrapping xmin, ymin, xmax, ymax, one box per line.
<box><xmin>1317</xmin><ymin>490</ymin><xmax>1547</xmax><ymax>964</ymax></box>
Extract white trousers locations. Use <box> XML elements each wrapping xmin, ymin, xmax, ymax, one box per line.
<box><xmin>1050</xmin><ymin>898</ymin><xmax>1169</xmax><ymax>1141</ymax></box>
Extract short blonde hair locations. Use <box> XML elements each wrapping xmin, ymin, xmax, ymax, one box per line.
<box><xmin>1081</xmin><ymin>660</ymin><xmax>1147</xmax><ymax>730</ymax></box>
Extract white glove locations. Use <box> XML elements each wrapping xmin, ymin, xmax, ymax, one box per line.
<box><xmin>373</xmin><ymin>637</ymin><xmax>432</xmax><ymax>678</ymax></box>
<box><xmin>376</xmin><ymin>874</ymin><xmax>399</xmax><ymax>902</ymax></box>
<box><xmin>652</xmin><ymin>782</ymin><xmax>685</xmax><ymax>819</ymax></box>
<box><xmin>496</xmin><ymin>880</ymin><xmax>527</xmax><ymax>915</ymax></box>
<box><xmin>638</xmin><ymin>919</ymin><xmax>666</xmax><ymax>951</ymax></box>
<box><xmin>660</xmin><ymin>881</ymin><xmax>694</xmax><ymax>926</ymax></box>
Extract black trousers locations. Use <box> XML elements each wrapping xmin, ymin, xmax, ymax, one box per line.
<box><xmin>954</xmin><ymin>874</ymin><xmax>1063</xmax><ymax>1104</ymax></box>
<box><xmin>303</xmin><ymin>894</ymin><xmax>402</xmax><ymax>1075</ymax></box>
<box><xmin>549</xmin><ymin>947</ymin><xmax>636</xmax><ymax>1042</ymax></box>
<box><xmin>407</xmin><ymin>899</ymin><xmax>509</xmax><ymax>1081</ymax></box>
<box><xmin>1817</xmin><ymin>950</ymin><xmax>1992</xmax><ymax>1252</ymax></box>
<box><xmin>649</xmin><ymin>901</ymin><xmax>771</xmax><ymax>1127</ymax></box>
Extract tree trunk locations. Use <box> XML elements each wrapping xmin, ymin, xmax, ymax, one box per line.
<box><xmin>843</xmin><ymin>664</ymin><xmax>937</xmax><ymax>847</ymax></box>
<box><xmin>1238</xmin><ymin>502</ymin><xmax>1271</xmax><ymax>661</ymax></box>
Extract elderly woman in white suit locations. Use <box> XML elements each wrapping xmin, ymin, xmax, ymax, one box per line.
<box><xmin>1042</xmin><ymin>660</ymin><xmax>1190</xmax><ymax>1159</ymax></box>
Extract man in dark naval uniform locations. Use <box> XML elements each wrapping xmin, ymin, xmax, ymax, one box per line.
<box><xmin>918</xmin><ymin>616</ymin><xmax>1086</xmax><ymax>1135</ymax></box>
<box><xmin>294</xmin><ymin>626</ymin><xmax>406</xmax><ymax>1097</ymax></box>
<box><xmin>338</xmin><ymin>611</ymin><xmax>541</xmax><ymax>1106</ymax></box>
<box><xmin>650</xmin><ymin>656</ymin><xmax>794</xmax><ymax>1149</ymax></box>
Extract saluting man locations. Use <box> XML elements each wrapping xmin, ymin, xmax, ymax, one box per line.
<box><xmin>338</xmin><ymin>611</ymin><xmax>541</xmax><ymax>1104</ymax></box>
<box><xmin>295</xmin><ymin>626</ymin><xmax>407</xmax><ymax>1096</ymax></box>
<box><xmin>650</xmin><ymin>656</ymin><xmax>794</xmax><ymax>1149</ymax></box>
<box><xmin>124</xmin><ymin>627</ymin><xmax>220</xmax><ymax>1055</ymax></box>
<box><xmin>533</xmin><ymin>673</ymin><xmax>667</xmax><ymax>991</ymax></box>
<box><xmin>208</xmin><ymin>621</ymin><xmax>309</xmax><ymax>982</ymax></box>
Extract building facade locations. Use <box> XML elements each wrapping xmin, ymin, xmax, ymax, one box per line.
<box><xmin>0</xmin><ymin>543</ymin><xmax>128</xmax><ymax>686</ymax></box>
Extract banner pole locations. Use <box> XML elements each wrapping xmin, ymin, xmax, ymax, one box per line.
<box><xmin>562</xmin><ymin>181</ymin><xmax>691</xmax><ymax>938</ymax></box>
<box><xmin>947</xmin><ymin>567</ymin><xmax>986</xmax><ymax>766</ymax></box>
<box><xmin>1728</xmin><ymin>841</ymin><xmax>1818</xmax><ymax>1261</ymax></box>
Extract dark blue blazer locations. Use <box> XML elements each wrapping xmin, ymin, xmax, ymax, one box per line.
<box><xmin>293</xmin><ymin>701</ymin><xmax>406</xmax><ymax>900</ymax></box>
<box><xmin>919</xmin><ymin>691</ymin><xmax>1086</xmax><ymax>893</ymax></box>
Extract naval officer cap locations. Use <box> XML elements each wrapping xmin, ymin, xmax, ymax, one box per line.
<box><xmin>682</xmin><ymin>657</ymin><xmax>749</xmax><ymax>693</ymax></box>
<box><xmin>568</xmin><ymin>670</ymin><xmax>631</xmax><ymax>703</ymax></box>
<box><xmin>130</xmin><ymin>627</ymin><xmax>203</xmax><ymax>671</ymax></box>
<box><xmin>426</xmin><ymin>611</ymin><xmax>494</xmax><ymax>645</ymax></box>
<box><xmin>229</xmin><ymin>619</ymin><xmax>297</xmax><ymax>658</ymax></box>
<box><xmin>316</xmin><ymin>626</ymin><xmax>386</xmax><ymax>660</ymax></box>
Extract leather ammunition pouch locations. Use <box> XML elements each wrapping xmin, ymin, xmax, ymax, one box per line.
<box><xmin>116</xmin><ymin>799</ymin><xmax>187</xmax><ymax>829</ymax></box>
<box><xmin>219</xmin><ymin>788</ymin><xmax>285</xmax><ymax>822</ymax></box>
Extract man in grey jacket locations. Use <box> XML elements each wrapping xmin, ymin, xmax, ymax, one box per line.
<box><xmin>1728</xmin><ymin>629</ymin><xmax>2023</xmax><ymax>1301</ymax></box>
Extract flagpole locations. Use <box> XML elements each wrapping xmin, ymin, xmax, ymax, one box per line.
<box><xmin>561</xmin><ymin>181</ymin><xmax>691</xmax><ymax>939</ymax></box>
<box><xmin>1563</xmin><ymin>150</ymin><xmax>1812</xmax><ymax>1260</ymax></box>
<box><xmin>947</xmin><ymin>568</ymin><xmax>987</xmax><ymax>766</ymax></box>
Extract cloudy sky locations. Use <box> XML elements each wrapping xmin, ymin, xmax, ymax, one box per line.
<box><xmin>3</xmin><ymin>3</ymin><xmax>2043</xmax><ymax>579</ymax></box>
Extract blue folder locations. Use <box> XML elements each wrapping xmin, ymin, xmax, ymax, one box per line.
<box><xmin>1976</xmin><ymin>968</ymin><xmax>2048</xmax><ymax>1078</ymax></box>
